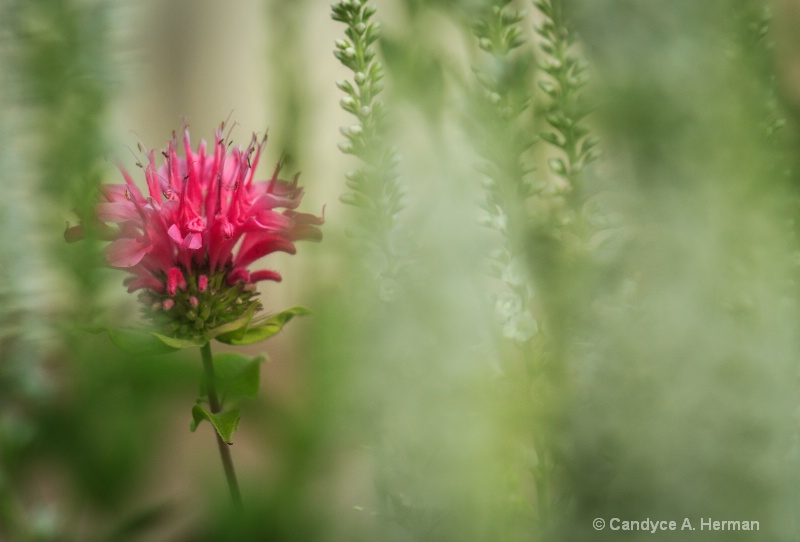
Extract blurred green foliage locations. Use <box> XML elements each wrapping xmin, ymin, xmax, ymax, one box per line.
<box><xmin>2</xmin><ymin>0</ymin><xmax>800</xmax><ymax>540</ymax></box>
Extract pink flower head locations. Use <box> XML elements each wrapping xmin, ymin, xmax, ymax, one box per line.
<box><xmin>66</xmin><ymin>122</ymin><xmax>323</xmax><ymax>339</ymax></box>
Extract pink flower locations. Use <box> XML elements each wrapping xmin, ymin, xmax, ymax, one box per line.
<box><xmin>66</xmin><ymin>122</ymin><xmax>323</xmax><ymax>339</ymax></box>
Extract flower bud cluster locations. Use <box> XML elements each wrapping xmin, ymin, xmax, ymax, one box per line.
<box><xmin>138</xmin><ymin>270</ymin><xmax>261</xmax><ymax>341</ymax></box>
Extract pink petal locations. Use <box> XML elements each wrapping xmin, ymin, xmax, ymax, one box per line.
<box><xmin>97</xmin><ymin>202</ymin><xmax>140</xmax><ymax>223</ymax></box>
<box><xmin>253</xmin><ymin>211</ymin><xmax>292</xmax><ymax>230</ymax></box>
<box><xmin>234</xmin><ymin>237</ymin><xmax>296</xmax><ymax>269</ymax></box>
<box><xmin>168</xmin><ymin>224</ymin><xmax>203</xmax><ymax>250</ymax></box>
<box><xmin>168</xmin><ymin>224</ymin><xmax>184</xmax><ymax>245</ymax></box>
<box><xmin>285</xmin><ymin>209</ymin><xmax>325</xmax><ymax>241</ymax></box>
<box><xmin>250</xmin><ymin>269</ymin><xmax>282</xmax><ymax>283</ymax></box>
<box><xmin>64</xmin><ymin>223</ymin><xmax>84</xmax><ymax>243</ymax></box>
<box><xmin>221</xmin><ymin>220</ymin><xmax>235</xmax><ymax>239</ymax></box>
<box><xmin>124</xmin><ymin>275</ymin><xmax>165</xmax><ymax>293</ymax></box>
<box><xmin>290</xmin><ymin>225</ymin><xmax>323</xmax><ymax>242</ymax></box>
<box><xmin>105</xmin><ymin>238</ymin><xmax>152</xmax><ymax>268</ymax></box>
<box><xmin>100</xmin><ymin>183</ymin><xmax>131</xmax><ymax>202</ymax></box>
<box><xmin>250</xmin><ymin>188</ymin><xmax>303</xmax><ymax>211</ymax></box>
<box><xmin>236</xmin><ymin>212</ymin><xmax>291</xmax><ymax>235</ymax></box>
<box><xmin>285</xmin><ymin>209</ymin><xmax>325</xmax><ymax>225</ymax></box>
<box><xmin>185</xmin><ymin>215</ymin><xmax>206</xmax><ymax>233</ymax></box>
<box><xmin>185</xmin><ymin>232</ymin><xmax>203</xmax><ymax>250</ymax></box>
<box><xmin>226</xmin><ymin>268</ymin><xmax>250</xmax><ymax>285</ymax></box>
<box><xmin>208</xmin><ymin>216</ymin><xmax>237</xmax><ymax>271</ymax></box>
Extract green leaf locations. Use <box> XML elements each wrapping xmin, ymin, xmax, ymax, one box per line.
<box><xmin>206</xmin><ymin>302</ymin><xmax>259</xmax><ymax>340</ymax></box>
<box><xmin>150</xmin><ymin>333</ymin><xmax>205</xmax><ymax>349</ymax></box>
<box><xmin>84</xmin><ymin>326</ymin><xmax>205</xmax><ymax>354</ymax></box>
<box><xmin>90</xmin><ymin>327</ymin><xmax>178</xmax><ymax>355</ymax></box>
<box><xmin>212</xmin><ymin>353</ymin><xmax>264</xmax><ymax>403</ymax></box>
<box><xmin>216</xmin><ymin>306</ymin><xmax>311</xmax><ymax>346</ymax></box>
<box><xmin>189</xmin><ymin>405</ymin><xmax>241</xmax><ymax>444</ymax></box>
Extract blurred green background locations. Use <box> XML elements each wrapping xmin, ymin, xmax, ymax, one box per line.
<box><xmin>3</xmin><ymin>0</ymin><xmax>800</xmax><ymax>540</ymax></box>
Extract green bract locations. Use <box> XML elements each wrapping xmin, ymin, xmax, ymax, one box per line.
<box><xmin>90</xmin><ymin>306</ymin><xmax>311</xmax><ymax>352</ymax></box>
<box><xmin>215</xmin><ymin>306</ymin><xmax>311</xmax><ymax>346</ymax></box>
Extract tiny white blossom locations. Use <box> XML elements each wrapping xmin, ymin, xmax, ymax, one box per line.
<box><xmin>503</xmin><ymin>311</ymin><xmax>538</xmax><ymax>342</ymax></box>
<box><xmin>495</xmin><ymin>291</ymin><xmax>522</xmax><ymax>322</ymax></box>
<box><xmin>502</xmin><ymin>259</ymin><xmax>527</xmax><ymax>287</ymax></box>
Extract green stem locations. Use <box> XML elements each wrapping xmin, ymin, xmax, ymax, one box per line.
<box><xmin>0</xmin><ymin>491</ymin><xmax>18</xmax><ymax>542</ymax></box>
<box><xmin>200</xmin><ymin>341</ymin><xmax>243</xmax><ymax>509</ymax></box>
<box><xmin>534</xmin><ymin>444</ymin><xmax>551</xmax><ymax>527</ymax></box>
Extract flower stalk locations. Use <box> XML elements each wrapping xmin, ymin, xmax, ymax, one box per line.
<box><xmin>200</xmin><ymin>341</ymin><xmax>243</xmax><ymax>510</ymax></box>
